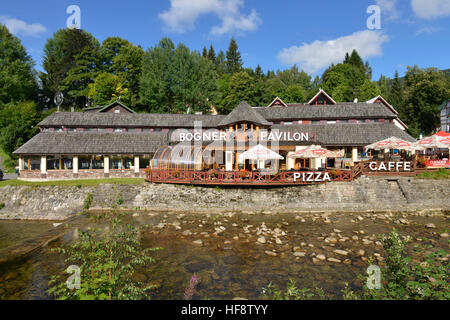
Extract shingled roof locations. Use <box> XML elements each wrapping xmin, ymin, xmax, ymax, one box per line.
<box><xmin>38</xmin><ymin>112</ymin><xmax>225</xmax><ymax>128</ymax></box>
<box><xmin>255</xmin><ymin>103</ymin><xmax>396</xmax><ymax>121</ymax></box>
<box><xmin>271</xmin><ymin>123</ymin><xmax>416</xmax><ymax>146</ymax></box>
<box><xmin>218</xmin><ymin>101</ymin><xmax>271</xmax><ymax>127</ymax></box>
<box><xmin>13</xmin><ymin>132</ymin><xmax>168</xmax><ymax>155</ymax></box>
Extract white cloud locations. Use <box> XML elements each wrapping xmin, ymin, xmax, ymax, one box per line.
<box><xmin>415</xmin><ymin>25</ymin><xmax>441</xmax><ymax>35</ymax></box>
<box><xmin>159</xmin><ymin>0</ymin><xmax>261</xmax><ymax>35</ymax></box>
<box><xmin>0</xmin><ymin>16</ymin><xmax>46</xmax><ymax>37</ymax></box>
<box><xmin>411</xmin><ymin>0</ymin><xmax>450</xmax><ymax>20</ymax></box>
<box><xmin>375</xmin><ymin>0</ymin><xmax>399</xmax><ymax>21</ymax></box>
<box><xmin>277</xmin><ymin>30</ymin><xmax>389</xmax><ymax>74</ymax></box>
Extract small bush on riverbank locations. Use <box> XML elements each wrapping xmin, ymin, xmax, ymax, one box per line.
<box><xmin>48</xmin><ymin>205</ymin><xmax>163</xmax><ymax>300</ymax></box>
<box><xmin>262</xmin><ymin>229</ymin><xmax>449</xmax><ymax>300</ymax></box>
<box><xmin>83</xmin><ymin>193</ymin><xmax>93</xmax><ymax>210</ymax></box>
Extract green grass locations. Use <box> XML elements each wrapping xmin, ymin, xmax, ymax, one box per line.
<box><xmin>0</xmin><ymin>178</ymin><xmax>145</xmax><ymax>187</ymax></box>
<box><xmin>416</xmin><ymin>168</ymin><xmax>450</xmax><ymax>179</ymax></box>
<box><xmin>0</xmin><ymin>148</ymin><xmax>16</xmax><ymax>174</ymax></box>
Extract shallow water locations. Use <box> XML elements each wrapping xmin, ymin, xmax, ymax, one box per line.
<box><xmin>0</xmin><ymin>210</ymin><xmax>448</xmax><ymax>300</ymax></box>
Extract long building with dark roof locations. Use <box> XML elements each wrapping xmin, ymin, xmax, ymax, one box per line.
<box><xmin>13</xmin><ymin>89</ymin><xmax>415</xmax><ymax>180</ymax></box>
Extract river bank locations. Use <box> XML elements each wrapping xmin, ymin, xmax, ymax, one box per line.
<box><xmin>0</xmin><ymin>176</ymin><xmax>449</xmax><ymax>220</ymax></box>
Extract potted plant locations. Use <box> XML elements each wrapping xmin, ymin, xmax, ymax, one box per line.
<box><xmin>209</xmin><ymin>169</ymin><xmax>218</xmax><ymax>179</ymax></box>
<box><xmin>240</xmin><ymin>170</ymin><xmax>250</xmax><ymax>179</ymax></box>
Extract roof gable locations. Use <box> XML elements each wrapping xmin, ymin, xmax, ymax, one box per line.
<box><xmin>268</xmin><ymin>97</ymin><xmax>288</xmax><ymax>108</ymax></box>
<box><xmin>218</xmin><ymin>101</ymin><xmax>271</xmax><ymax>127</ymax></box>
<box><xmin>308</xmin><ymin>89</ymin><xmax>336</xmax><ymax>105</ymax></box>
<box><xmin>366</xmin><ymin>95</ymin><xmax>398</xmax><ymax>115</ymax></box>
<box><xmin>97</xmin><ymin>101</ymin><xmax>136</xmax><ymax>113</ymax></box>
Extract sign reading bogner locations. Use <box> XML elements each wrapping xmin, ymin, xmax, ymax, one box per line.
<box><xmin>368</xmin><ymin>161</ymin><xmax>412</xmax><ymax>172</ymax></box>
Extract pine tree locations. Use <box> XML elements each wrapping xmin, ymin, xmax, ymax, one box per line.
<box><xmin>202</xmin><ymin>47</ymin><xmax>208</xmax><ymax>58</ymax></box>
<box><xmin>207</xmin><ymin>45</ymin><xmax>216</xmax><ymax>62</ymax></box>
<box><xmin>225</xmin><ymin>38</ymin><xmax>243</xmax><ymax>75</ymax></box>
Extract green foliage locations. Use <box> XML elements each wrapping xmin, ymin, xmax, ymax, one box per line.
<box><xmin>139</xmin><ymin>39</ymin><xmax>218</xmax><ymax>113</ymax></box>
<box><xmin>220</xmin><ymin>71</ymin><xmax>258</xmax><ymax>113</ymax></box>
<box><xmin>88</xmin><ymin>73</ymin><xmax>130</xmax><ymax>106</ymax></box>
<box><xmin>358</xmin><ymin>229</ymin><xmax>449</xmax><ymax>300</ymax></box>
<box><xmin>40</xmin><ymin>28</ymin><xmax>100</xmax><ymax>108</ymax></box>
<box><xmin>0</xmin><ymin>203</ymin><xmax>4</xmax><ymax>210</ymax></box>
<box><xmin>0</xmin><ymin>101</ymin><xmax>41</xmax><ymax>155</ymax></box>
<box><xmin>0</xmin><ymin>24</ymin><xmax>38</xmax><ymax>104</ymax></box>
<box><xmin>416</xmin><ymin>169</ymin><xmax>450</xmax><ymax>180</ymax></box>
<box><xmin>48</xmin><ymin>210</ymin><xmax>163</xmax><ymax>300</ymax></box>
<box><xmin>84</xmin><ymin>193</ymin><xmax>93</xmax><ymax>210</ymax></box>
<box><xmin>225</xmin><ymin>38</ymin><xmax>243</xmax><ymax>75</ymax></box>
<box><xmin>261</xmin><ymin>279</ymin><xmax>328</xmax><ymax>300</ymax></box>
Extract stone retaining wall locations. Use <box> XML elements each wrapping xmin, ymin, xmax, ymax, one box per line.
<box><xmin>19</xmin><ymin>169</ymin><xmax>147</xmax><ymax>180</ymax></box>
<box><xmin>0</xmin><ymin>176</ymin><xmax>449</xmax><ymax>220</ymax></box>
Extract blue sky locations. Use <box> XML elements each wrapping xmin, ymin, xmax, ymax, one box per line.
<box><xmin>1</xmin><ymin>0</ymin><xmax>449</xmax><ymax>80</ymax></box>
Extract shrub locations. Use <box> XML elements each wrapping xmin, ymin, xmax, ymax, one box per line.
<box><xmin>0</xmin><ymin>202</ymin><xmax>4</xmax><ymax>210</ymax></box>
<box><xmin>83</xmin><ymin>193</ymin><xmax>93</xmax><ymax>210</ymax></box>
<box><xmin>48</xmin><ymin>210</ymin><xmax>163</xmax><ymax>300</ymax></box>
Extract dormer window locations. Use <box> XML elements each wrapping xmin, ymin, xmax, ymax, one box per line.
<box><xmin>114</xmin><ymin>109</ymin><xmax>120</xmax><ymax>114</ymax></box>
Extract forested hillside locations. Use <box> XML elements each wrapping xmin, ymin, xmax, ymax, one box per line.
<box><xmin>1</xmin><ymin>25</ymin><xmax>449</xmax><ymax>165</ymax></box>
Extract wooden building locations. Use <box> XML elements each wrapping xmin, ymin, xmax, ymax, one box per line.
<box><xmin>13</xmin><ymin>90</ymin><xmax>415</xmax><ymax>181</ymax></box>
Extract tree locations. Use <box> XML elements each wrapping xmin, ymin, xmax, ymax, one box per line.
<box><xmin>100</xmin><ymin>37</ymin><xmax>132</xmax><ymax>72</ymax></box>
<box><xmin>61</xmin><ymin>46</ymin><xmax>100</xmax><ymax>108</ymax></box>
<box><xmin>403</xmin><ymin>66</ymin><xmax>449</xmax><ymax>136</ymax></box>
<box><xmin>0</xmin><ymin>101</ymin><xmax>41</xmax><ymax>155</ymax></box>
<box><xmin>88</xmin><ymin>73</ymin><xmax>130</xmax><ymax>106</ymax></box>
<box><xmin>0</xmin><ymin>24</ymin><xmax>37</xmax><ymax>105</ymax></box>
<box><xmin>277</xmin><ymin>65</ymin><xmax>311</xmax><ymax>91</ymax></box>
<box><xmin>41</xmin><ymin>28</ymin><xmax>100</xmax><ymax>108</ymax></box>
<box><xmin>284</xmin><ymin>84</ymin><xmax>306</xmax><ymax>103</ymax></box>
<box><xmin>202</xmin><ymin>46</ymin><xmax>208</xmax><ymax>58</ymax></box>
<box><xmin>215</xmin><ymin>50</ymin><xmax>226</xmax><ymax>75</ymax></box>
<box><xmin>207</xmin><ymin>45</ymin><xmax>216</xmax><ymax>63</ymax></box>
<box><xmin>225</xmin><ymin>38</ymin><xmax>243</xmax><ymax>75</ymax></box>
<box><xmin>140</xmin><ymin>38</ymin><xmax>176</xmax><ymax>113</ymax></box>
<box><xmin>322</xmin><ymin>62</ymin><xmax>366</xmax><ymax>102</ymax></box>
<box><xmin>264</xmin><ymin>77</ymin><xmax>286</xmax><ymax>102</ymax></box>
<box><xmin>220</xmin><ymin>72</ymin><xmax>257</xmax><ymax>113</ymax></box>
<box><xmin>111</xmin><ymin>43</ymin><xmax>144</xmax><ymax>107</ymax></box>
<box><xmin>140</xmin><ymin>39</ymin><xmax>217</xmax><ymax>113</ymax></box>
<box><xmin>357</xmin><ymin>79</ymin><xmax>381</xmax><ymax>101</ymax></box>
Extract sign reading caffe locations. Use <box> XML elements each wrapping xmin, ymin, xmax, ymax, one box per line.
<box><xmin>368</xmin><ymin>161</ymin><xmax>412</xmax><ymax>172</ymax></box>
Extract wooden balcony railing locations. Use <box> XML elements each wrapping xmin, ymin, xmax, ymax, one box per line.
<box><xmin>145</xmin><ymin>169</ymin><xmax>354</xmax><ymax>186</ymax></box>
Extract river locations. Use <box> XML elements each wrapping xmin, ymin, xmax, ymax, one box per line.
<box><xmin>0</xmin><ymin>210</ymin><xmax>448</xmax><ymax>300</ymax></box>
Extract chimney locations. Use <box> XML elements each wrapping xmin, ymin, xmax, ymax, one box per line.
<box><xmin>353</xmin><ymin>98</ymin><xmax>358</xmax><ymax>103</ymax></box>
<box><xmin>195</xmin><ymin>112</ymin><xmax>203</xmax><ymax>115</ymax></box>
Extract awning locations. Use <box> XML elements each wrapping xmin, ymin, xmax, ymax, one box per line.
<box><xmin>238</xmin><ymin>144</ymin><xmax>284</xmax><ymax>161</ymax></box>
<box><xmin>364</xmin><ymin>136</ymin><xmax>420</xmax><ymax>152</ymax></box>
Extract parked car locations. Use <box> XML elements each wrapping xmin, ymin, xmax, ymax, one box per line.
<box><xmin>0</xmin><ymin>169</ymin><xmax>3</xmax><ymax>181</ymax></box>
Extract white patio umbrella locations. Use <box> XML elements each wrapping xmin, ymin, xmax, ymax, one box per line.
<box><xmin>238</xmin><ymin>144</ymin><xmax>284</xmax><ymax>161</ymax></box>
<box><xmin>414</xmin><ymin>134</ymin><xmax>450</xmax><ymax>150</ymax></box>
<box><xmin>364</xmin><ymin>137</ymin><xmax>420</xmax><ymax>152</ymax></box>
<box><xmin>289</xmin><ymin>145</ymin><xmax>342</xmax><ymax>159</ymax></box>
